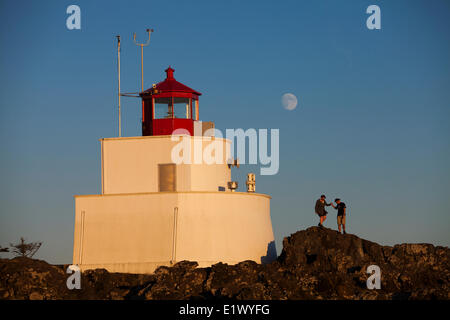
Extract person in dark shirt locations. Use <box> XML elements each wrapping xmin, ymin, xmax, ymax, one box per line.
<box><xmin>331</xmin><ymin>198</ymin><xmax>347</xmax><ymax>234</ymax></box>
<box><xmin>315</xmin><ymin>194</ymin><xmax>332</xmax><ymax>228</ymax></box>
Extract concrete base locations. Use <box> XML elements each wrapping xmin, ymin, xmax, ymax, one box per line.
<box><xmin>73</xmin><ymin>191</ymin><xmax>276</xmax><ymax>274</ymax></box>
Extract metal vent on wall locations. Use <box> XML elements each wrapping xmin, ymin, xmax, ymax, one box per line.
<box><xmin>159</xmin><ymin>164</ymin><xmax>176</xmax><ymax>192</ymax></box>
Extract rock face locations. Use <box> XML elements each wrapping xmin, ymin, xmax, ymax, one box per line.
<box><xmin>1</xmin><ymin>227</ymin><xmax>449</xmax><ymax>300</ymax></box>
<box><xmin>278</xmin><ymin>227</ymin><xmax>449</xmax><ymax>299</ymax></box>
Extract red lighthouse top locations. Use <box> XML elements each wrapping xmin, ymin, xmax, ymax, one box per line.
<box><xmin>142</xmin><ymin>66</ymin><xmax>202</xmax><ymax>98</ymax></box>
<box><xmin>140</xmin><ymin>67</ymin><xmax>201</xmax><ymax>136</ymax></box>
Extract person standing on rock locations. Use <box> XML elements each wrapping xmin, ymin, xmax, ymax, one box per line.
<box><xmin>315</xmin><ymin>194</ymin><xmax>332</xmax><ymax>228</ymax></box>
<box><xmin>331</xmin><ymin>198</ymin><xmax>347</xmax><ymax>234</ymax></box>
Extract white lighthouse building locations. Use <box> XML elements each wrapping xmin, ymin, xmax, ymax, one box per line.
<box><xmin>72</xmin><ymin>67</ymin><xmax>276</xmax><ymax>274</ymax></box>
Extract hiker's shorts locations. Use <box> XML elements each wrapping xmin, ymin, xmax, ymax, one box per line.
<box><xmin>337</xmin><ymin>215</ymin><xmax>346</xmax><ymax>225</ymax></box>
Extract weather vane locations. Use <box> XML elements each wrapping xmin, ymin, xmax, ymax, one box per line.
<box><xmin>134</xmin><ymin>29</ymin><xmax>154</xmax><ymax>93</ymax></box>
<box><xmin>133</xmin><ymin>29</ymin><xmax>154</xmax><ymax>126</ymax></box>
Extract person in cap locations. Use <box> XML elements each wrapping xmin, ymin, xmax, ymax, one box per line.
<box><xmin>315</xmin><ymin>194</ymin><xmax>332</xmax><ymax>228</ymax></box>
<box><xmin>331</xmin><ymin>198</ymin><xmax>347</xmax><ymax>234</ymax></box>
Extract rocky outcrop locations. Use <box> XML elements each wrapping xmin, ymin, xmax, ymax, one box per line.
<box><xmin>0</xmin><ymin>256</ymin><xmax>154</xmax><ymax>300</ymax></box>
<box><xmin>1</xmin><ymin>227</ymin><xmax>449</xmax><ymax>300</ymax></box>
<box><xmin>278</xmin><ymin>227</ymin><xmax>449</xmax><ymax>299</ymax></box>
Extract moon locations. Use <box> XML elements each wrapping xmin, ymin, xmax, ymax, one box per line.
<box><xmin>281</xmin><ymin>93</ymin><xmax>298</xmax><ymax>111</ymax></box>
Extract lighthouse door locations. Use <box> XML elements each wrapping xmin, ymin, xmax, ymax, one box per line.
<box><xmin>158</xmin><ymin>163</ymin><xmax>176</xmax><ymax>192</ymax></box>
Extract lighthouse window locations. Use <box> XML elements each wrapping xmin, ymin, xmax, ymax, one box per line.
<box><xmin>192</xmin><ymin>99</ymin><xmax>197</xmax><ymax>120</ymax></box>
<box><xmin>154</xmin><ymin>97</ymin><xmax>173</xmax><ymax>119</ymax></box>
<box><xmin>173</xmin><ymin>97</ymin><xmax>191</xmax><ymax>119</ymax></box>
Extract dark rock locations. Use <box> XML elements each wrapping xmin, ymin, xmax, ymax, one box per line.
<box><xmin>1</xmin><ymin>227</ymin><xmax>448</xmax><ymax>300</ymax></box>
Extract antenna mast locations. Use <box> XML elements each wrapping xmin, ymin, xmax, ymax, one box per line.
<box><xmin>116</xmin><ymin>35</ymin><xmax>121</xmax><ymax>137</ymax></box>
<box><xmin>133</xmin><ymin>29</ymin><xmax>154</xmax><ymax>123</ymax></box>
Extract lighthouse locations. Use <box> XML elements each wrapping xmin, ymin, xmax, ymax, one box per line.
<box><xmin>72</xmin><ymin>67</ymin><xmax>277</xmax><ymax>274</ymax></box>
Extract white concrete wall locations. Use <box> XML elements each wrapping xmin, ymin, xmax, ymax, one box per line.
<box><xmin>73</xmin><ymin>192</ymin><xmax>275</xmax><ymax>274</ymax></box>
<box><xmin>175</xmin><ymin>192</ymin><xmax>275</xmax><ymax>266</ymax></box>
<box><xmin>101</xmin><ymin>136</ymin><xmax>231</xmax><ymax>194</ymax></box>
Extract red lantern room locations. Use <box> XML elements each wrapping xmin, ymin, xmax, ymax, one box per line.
<box><xmin>140</xmin><ymin>66</ymin><xmax>201</xmax><ymax>136</ymax></box>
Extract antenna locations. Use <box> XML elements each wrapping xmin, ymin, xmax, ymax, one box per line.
<box><xmin>133</xmin><ymin>29</ymin><xmax>154</xmax><ymax>123</ymax></box>
<box><xmin>116</xmin><ymin>35</ymin><xmax>121</xmax><ymax>137</ymax></box>
<box><xmin>114</xmin><ymin>29</ymin><xmax>154</xmax><ymax>137</ymax></box>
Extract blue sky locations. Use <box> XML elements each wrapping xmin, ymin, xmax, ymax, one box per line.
<box><xmin>0</xmin><ymin>0</ymin><xmax>449</xmax><ymax>263</ymax></box>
